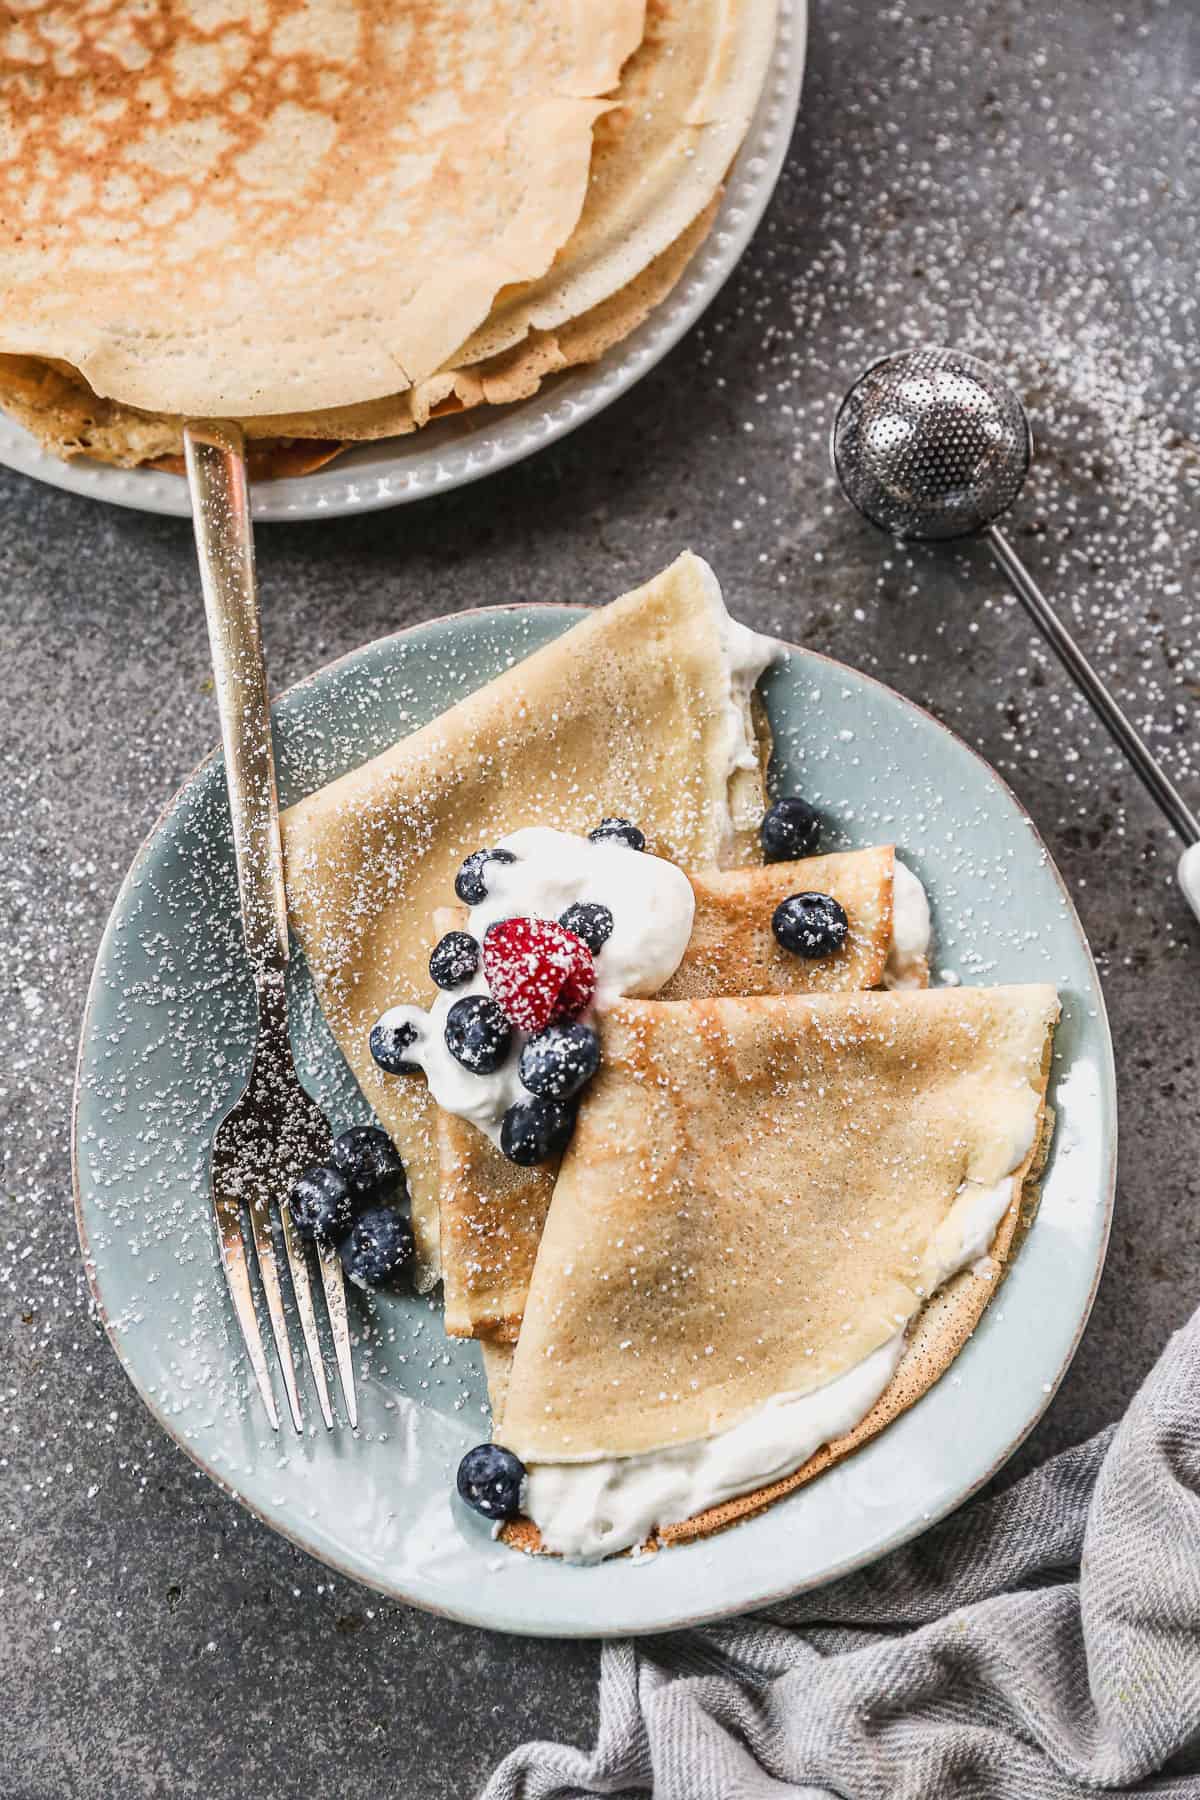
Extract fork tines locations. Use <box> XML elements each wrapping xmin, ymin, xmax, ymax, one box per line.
<box><xmin>210</xmin><ymin>1028</ymin><xmax>357</xmax><ymax>1433</ymax></box>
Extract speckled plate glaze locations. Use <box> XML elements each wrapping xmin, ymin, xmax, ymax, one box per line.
<box><xmin>74</xmin><ymin>604</ymin><xmax>1116</xmax><ymax>1637</ymax></box>
<box><xmin>0</xmin><ymin>4</ymin><xmax>805</xmax><ymax>523</ymax></box>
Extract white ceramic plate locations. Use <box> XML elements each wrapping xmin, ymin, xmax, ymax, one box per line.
<box><xmin>74</xmin><ymin>605</ymin><xmax>1117</xmax><ymax>1637</ymax></box>
<box><xmin>0</xmin><ymin>3</ymin><xmax>807</xmax><ymax>522</ymax></box>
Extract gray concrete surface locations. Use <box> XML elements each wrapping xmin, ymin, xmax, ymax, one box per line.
<box><xmin>3</xmin><ymin>3</ymin><xmax>1199</xmax><ymax>1795</ymax></box>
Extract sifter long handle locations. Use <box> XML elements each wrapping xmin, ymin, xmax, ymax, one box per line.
<box><xmin>986</xmin><ymin>524</ymin><xmax>1200</xmax><ymax>923</ymax></box>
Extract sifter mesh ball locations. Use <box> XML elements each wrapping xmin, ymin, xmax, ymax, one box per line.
<box><xmin>831</xmin><ymin>345</ymin><xmax>1033</xmax><ymax>541</ymax></box>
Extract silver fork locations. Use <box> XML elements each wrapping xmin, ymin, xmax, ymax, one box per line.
<box><xmin>185</xmin><ymin>420</ymin><xmax>357</xmax><ymax>1432</ymax></box>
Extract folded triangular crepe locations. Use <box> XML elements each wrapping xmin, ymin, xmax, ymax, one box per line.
<box><xmin>497</xmin><ymin>985</ymin><xmax>1058</xmax><ymax>1558</ymax></box>
<box><xmin>281</xmin><ymin>554</ymin><xmax>776</xmax><ymax>1282</ymax></box>
<box><xmin>661</xmin><ymin>851</ymin><xmax>907</xmax><ymax>999</ymax></box>
<box><xmin>439</xmin><ymin>846</ymin><xmax>912</xmax><ymax>1341</ymax></box>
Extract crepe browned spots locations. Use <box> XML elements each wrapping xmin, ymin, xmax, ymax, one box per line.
<box><xmin>0</xmin><ymin>0</ymin><xmax>645</xmax><ymax>416</ymax></box>
<box><xmin>0</xmin><ymin>0</ymin><xmax>777</xmax><ymax>457</ymax></box>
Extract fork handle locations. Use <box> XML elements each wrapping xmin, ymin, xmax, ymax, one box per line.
<box><xmin>185</xmin><ymin>422</ymin><xmax>290</xmax><ymax>984</ymax></box>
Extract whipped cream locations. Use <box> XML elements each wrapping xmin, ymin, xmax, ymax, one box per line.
<box><xmin>522</xmin><ymin>1149</ymin><xmax>1032</xmax><ymax>1561</ymax></box>
<box><xmin>696</xmin><ymin>562</ymin><xmax>780</xmax><ymax>846</ymax></box>
<box><xmin>884</xmin><ymin>857</ymin><xmax>932</xmax><ymax>990</ymax></box>
<box><xmin>712</xmin><ymin>600</ymin><xmax>780</xmax><ymax>777</ymax></box>
<box><xmin>524</xmin><ymin>1332</ymin><xmax>907</xmax><ymax>1563</ymax></box>
<box><xmin>375</xmin><ymin>827</ymin><xmax>695</xmax><ymax>1146</ymax></box>
<box><xmin>918</xmin><ymin>1177</ymin><xmax>1016</xmax><ymax>1292</ymax></box>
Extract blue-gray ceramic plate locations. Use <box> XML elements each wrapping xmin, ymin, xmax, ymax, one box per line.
<box><xmin>74</xmin><ymin>605</ymin><xmax>1116</xmax><ymax>1637</ymax></box>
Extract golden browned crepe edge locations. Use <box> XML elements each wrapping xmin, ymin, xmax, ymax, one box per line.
<box><xmin>0</xmin><ymin>198</ymin><xmax>718</xmax><ymax>472</ymax></box>
<box><xmin>438</xmin><ymin>847</ymin><xmax>902</xmax><ymax>1341</ymax></box>
<box><xmin>499</xmin><ymin>1068</ymin><xmax>1057</xmax><ymax>1557</ymax></box>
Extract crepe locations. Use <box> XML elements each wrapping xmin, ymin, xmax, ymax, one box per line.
<box><xmin>440</xmin><ymin>847</ymin><xmax>905</xmax><ymax>1343</ymax></box>
<box><xmin>280</xmin><ymin>553</ymin><xmax>774</xmax><ymax>1285</ymax></box>
<box><xmin>660</xmin><ymin>1107</ymin><xmax>1053</xmax><ymax>1547</ymax></box>
<box><xmin>662</xmin><ymin>851</ymin><xmax>899</xmax><ymax>999</ymax></box>
<box><xmin>0</xmin><ymin>197</ymin><xmax>719</xmax><ymax>470</ymax></box>
<box><xmin>0</xmin><ymin>1</ymin><xmax>644</xmax><ymax>418</ymax></box>
<box><xmin>447</xmin><ymin>0</ymin><xmax>776</xmax><ymax>370</ymax></box>
<box><xmin>505</xmin><ymin>986</ymin><xmax>1059</xmax><ymax>1461</ymax></box>
<box><xmin>497</xmin><ymin>985</ymin><xmax>1058</xmax><ymax>1549</ymax></box>
<box><xmin>0</xmin><ymin>0</ymin><xmax>776</xmax><ymax>458</ymax></box>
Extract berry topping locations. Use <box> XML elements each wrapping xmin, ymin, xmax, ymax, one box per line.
<box><xmin>519</xmin><ymin>1021</ymin><xmax>601</xmax><ymax>1100</ymax></box>
<box><xmin>370</xmin><ymin>1014</ymin><xmax>421</xmax><ymax>1075</ymax></box>
<box><xmin>454</xmin><ymin>846</ymin><xmax>517</xmax><ymax>905</ymax></box>
<box><xmin>761</xmin><ymin>795</ymin><xmax>822</xmax><ymax>863</ymax></box>
<box><xmin>329</xmin><ymin>1125</ymin><xmax>407</xmax><ymax>1205</ymax></box>
<box><xmin>558</xmin><ymin>901</ymin><xmax>614</xmax><ymax>953</ymax></box>
<box><xmin>288</xmin><ymin>1163</ymin><xmax>354</xmax><ymax>1243</ymax></box>
<box><xmin>482</xmin><ymin>917</ymin><xmax>596</xmax><ymax>1033</ymax></box>
<box><xmin>444</xmin><ymin>994</ymin><xmax>513</xmax><ymax>1073</ymax></box>
<box><xmin>587</xmin><ymin>816</ymin><xmax>645</xmax><ymax>852</ymax></box>
<box><xmin>456</xmin><ymin>1443</ymin><xmax>526</xmax><ymax>1521</ymax></box>
<box><xmin>772</xmin><ymin>891</ymin><xmax>850</xmax><ymax>958</ymax></box>
<box><xmin>340</xmin><ymin>1205</ymin><xmax>413</xmax><ymax>1288</ymax></box>
<box><xmin>500</xmin><ymin>1095</ymin><xmax>576</xmax><ymax>1165</ymax></box>
<box><xmin>429</xmin><ymin>930</ymin><xmax>480</xmax><ymax>990</ymax></box>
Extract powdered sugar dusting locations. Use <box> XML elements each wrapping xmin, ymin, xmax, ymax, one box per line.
<box><xmin>0</xmin><ymin>0</ymin><xmax>1188</xmax><ymax>1745</ymax></box>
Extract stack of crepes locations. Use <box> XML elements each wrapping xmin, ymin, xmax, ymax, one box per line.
<box><xmin>0</xmin><ymin>0</ymin><xmax>777</xmax><ymax>472</ymax></box>
<box><xmin>281</xmin><ymin>554</ymin><xmax>1059</xmax><ymax>1557</ymax></box>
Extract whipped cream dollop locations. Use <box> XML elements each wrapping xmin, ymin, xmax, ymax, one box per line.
<box><xmin>375</xmin><ymin>827</ymin><xmax>696</xmax><ymax>1146</ymax></box>
<box><xmin>522</xmin><ymin>1149</ymin><xmax>1032</xmax><ymax>1562</ymax></box>
<box><xmin>884</xmin><ymin>857</ymin><xmax>932</xmax><ymax>990</ymax></box>
<box><xmin>695</xmin><ymin>561</ymin><xmax>780</xmax><ymax>851</ymax></box>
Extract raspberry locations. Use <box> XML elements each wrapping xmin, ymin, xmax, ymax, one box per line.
<box><xmin>482</xmin><ymin>917</ymin><xmax>596</xmax><ymax>1033</ymax></box>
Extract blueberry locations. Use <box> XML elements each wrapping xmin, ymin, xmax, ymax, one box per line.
<box><xmin>454</xmin><ymin>847</ymin><xmax>517</xmax><ymax>905</ymax></box>
<box><xmin>761</xmin><ymin>796</ymin><xmax>822</xmax><ymax>863</ymax></box>
<box><xmin>429</xmin><ymin>930</ymin><xmax>480</xmax><ymax>989</ymax></box>
<box><xmin>456</xmin><ymin>1443</ymin><xmax>526</xmax><ymax>1521</ymax></box>
<box><xmin>340</xmin><ymin>1205</ymin><xmax>413</xmax><ymax>1288</ymax></box>
<box><xmin>288</xmin><ymin>1163</ymin><xmax>353</xmax><ymax>1242</ymax></box>
<box><xmin>772</xmin><ymin>891</ymin><xmax>850</xmax><ymax>958</ymax></box>
<box><xmin>444</xmin><ymin>994</ymin><xmax>513</xmax><ymax>1073</ymax></box>
<box><xmin>370</xmin><ymin>1014</ymin><xmax>421</xmax><ymax>1075</ymax></box>
<box><xmin>558</xmin><ymin>901</ymin><xmax>614</xmax><ymax>953</ymax></box>
<box><xmin>329</xmin><ymin>1125</ymin><xmax>407</xmax><ymax>1205</ymax></box>
<box><xmin>519</xmin><ymin>1022</ymin><xmax>600</xmax><ymax>1100</ymax></box>
<box><xmin>500</xmin><ymin>1095</ymin><xmax>576</xmax><ymax>1165</ymax></box>
<box><xmin>587</xmin><ymin>817</ymin><xmax>645</xmax><ymax>852</ymax></box>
